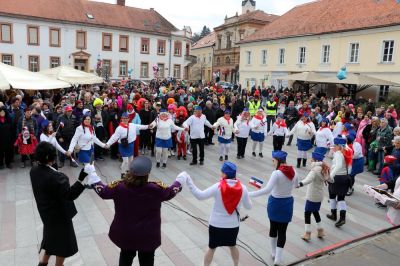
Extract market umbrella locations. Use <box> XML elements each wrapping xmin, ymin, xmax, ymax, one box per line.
<box><xmin>277</xmin><ymin>71</ymin><xmax>327</xmax><ymax>82</ymax></box>
<box><xmin>0</xmin><ymin>62</ymin><xmax>70</xmax><ymax>90</ymax></box>
<box><xmin>0</xmin><ymin>69</ymin><xmax>10</xmax><ymax>90</ymax></box>
<box><xmin>313</xmin><ymin>73</ymin><xmax>400</xmax><ymax>86</ymax></box>
<box><xmin>40</xmin><ymin>65</ymin><xmax>104</xmax><ymax>85</ymax></box>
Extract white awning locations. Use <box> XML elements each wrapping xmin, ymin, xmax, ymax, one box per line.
<box><xmin>40</xmin><ymin>65</ymin><xmax>104</xmax><ymax>85</ymax></box>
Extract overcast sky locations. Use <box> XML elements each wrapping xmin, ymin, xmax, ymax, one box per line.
<box><xmin>92</xmin><ymin>0</ymin><xmax>313</xmax><ymax>32</ymax></box>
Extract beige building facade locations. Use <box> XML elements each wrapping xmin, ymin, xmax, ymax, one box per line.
<box><xmin>189</xmin><ymin>32</ymin><xmax>215</xmax><ymax>83</ymax></box>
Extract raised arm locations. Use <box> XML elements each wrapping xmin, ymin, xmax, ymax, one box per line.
<box><xmin>186</xmin><ymin>174</ymin><xmax>218</xmax><ymax>200</ymax></box>
<box><xmin>68</xmin><ymin>127</ymin><xmax>82</xmax><ymax>153</ymax></box>
<box><xmin>241</xmin><ymin>186</ymin><xmax>252</xmax><ymax>210</ymax></box>
<box><xmin>249</xmin><ymin>172</ymin><xmax>278</xmax><ymax>197</ymax></box>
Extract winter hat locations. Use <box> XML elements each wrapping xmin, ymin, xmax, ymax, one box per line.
<box><xmin>312</xmin><ymin>152</ymin><xmax>325</xmax><ymax>162</ymax></box>
<box><xmin>129</xmin><ymin>156</ymin><xmax>152</xmax><ymax>176</ymax></box>
<box><xmin>272</xmin><ymin>151</ymin><xmax>287</xmax><ymax>161</ymax></box>
<box><xmin>221</xmin><ymin>162</ymin><xmax>237</xmax><ymax>179</ymax></box>
<box><xmin>93</xmin><ymin>98</ymin><xmax>104</xmax><ymax>107</ymax></box>
<box><xmin>334</xmin><ymin>136</ymin><xmax>346</xmax><ymax>146</ymax></box>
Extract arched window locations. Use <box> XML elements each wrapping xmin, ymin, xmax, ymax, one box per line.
<box><xmin>225</xmin><ymin>56</ymin><xmax>231</xmax><ymax>65</ymax></box>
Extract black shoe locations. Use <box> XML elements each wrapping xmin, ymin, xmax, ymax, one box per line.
<box><xmin>259</xmin><ymin>153</ymin><xmax>263</xmax><ymax>158</ymax></box>
<box><xmin>97</xmin><ymin>156</ymin><xmax>105</xmax><ymax>161</ymax></box>
<box><xmin>209</xmin><ymin>142</ymin><xmax>215</xmax><ymax>145</ymax></box>
<box><xmin>70</xmin><ymin>161</ymin><xmax>79</xmax><ymax>168</ymax></box>
<box><xmin>190</xmin><ymin>161</ymin><xmax>197</xmax><ymax>165</ymax></box>
<box><xmin>111</xmin><ymin>155</ymin><xmax>119</xmax><ymax>160</ymax></box>
<box><xmin>177</xmin><ymin>156</ymin><xmax>181</xmax><ymax>160</ymax></box>
<box><xmin>252</xmin><ymin>152</ymin><xmax>256</xmax><ymax>157</ymax></box>
<box><xmin>219</xmin><ymin>156</ymin><xmax>223</xmax><ymax>161</ymax></box>
<box><xmin>302</xmin><ymin>159</ymin><xmax>307</xmax><ymax>167</ymax></box>
<box><xmin>151</xmin><ymin>151</ymin><xmax>155</xmax><ymax>157</ymax></box>
<box><xmin>0</xmin><ymin>165</ymin><xmax>4</xmax><ymax>169</ymax></box>
<box><xmin>183</xmin><ymin>156</ymin><xmax>187</xmax><ymax>160</ymax></box>
<box><xmin>20</xmin><ymin>162</ymin><xmax>26</xmax><ymax>168</ymax></box>
<box><xmin>161</xmin><ymin>163</ymin><xmax>167</xmax><ymax>169</ymax></box>
<box><xmin>346</xmin><ymin>187</ymin><xmax>354</xmax><ymax>196</ymax></box>
<box><xmin>297</xmin><ymin>158</ymin><xmax>302</xmax><ymax>168</ymax></box>
<box><xmin>38</xmin><ymin>263</ymin><xmax>48</xmax><ymax>266</ymax></box>
<box><xmin>6</xmin><ymin>164</ymin><xmax>12</xmax><ymax>169</ymax></box>
<box><xmin>156</xmin><ymin>162</ymin><xmax>160</xmax><ymax>168</ymax></box>
<box><xmin>237</xmin><ymin>155</ymin><xmax>241</xmax><ymax>159</ymax></box>
<box><xmin>327</xmin><ymin>209</ymin><xmax>337</xmax><ymax>221</ymax></box>
<box><xmin>335</xmin><ymin>211</ymin><xmax>346</xmax><ymax>227</ymax></box>
<box><xmin>225</xmin><ymin>155</ymin><xmax>228</xmax><ymax>160</ymax></box>
<box><xmin>205</xmin><ymin>143</ymin><xmax>209</xmax><ymax>146</ymax></box>
<box><xmin>200</xmin><ymin>161</ymin><xmax>204</xmax><ymax>165</ymax></box>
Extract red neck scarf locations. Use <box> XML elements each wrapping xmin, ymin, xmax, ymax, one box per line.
<box><xmin>195</xmin><ymin>114</ymin><xmax>202</xmax><ymax>118</ymax></box>
<box><xmin>278</xmin><ymin>165</ymin><xmax>295</xmax><ymax>180</ymax></box>
<box><xmin>275</xmin><ymin>120</ymin><xmax>286</xmax><ymax>128</ymax></box>
<box><xmin>342</xmin><ymin>147</ymin><xmax>353</xmax><ymax>167</ymax></box>
<box><xmin>219</xmin><ymin>179</ymin><xmax>243</xmax><ymax>215</ymax></box>
<box><xmin>119</xmin><ymin>122</ymin><xmax>128</xmax><ymax>128</ymax></box>
<box><xmin>319</xmin><ymin>125</ymin><xmax>328</xmax><ymax>130</ymax></box>
<box><xmin>224</xmin><ymin>116</ymin><xmax>231</xmax><ymax>125</ymax></box>
<box><xmin>83</xmin><ymin>124</ymin><xmax>93</xmax><ymax>134</ymax></box>
<box><xmin>254</xmin><ymin>115</ymin><xmax>264</xmax><ymax>120</ymax></box>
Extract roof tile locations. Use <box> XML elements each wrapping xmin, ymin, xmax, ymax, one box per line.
<box><xmin>191</xmin><ymin>32</ymin><xmax>216</xmax><ymax>49</ymax></box>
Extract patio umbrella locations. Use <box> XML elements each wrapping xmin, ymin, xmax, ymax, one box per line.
<box><xmin>0</xmin><ymin>69</ymin><xmax>10</xmax><ymax>90</ymax></box>
<box><xmin>313</xmin><ymin>73</ymin><xmax>400</xmax><ymax>86</ymax></box>
<box><xmin>277</xmin><ymin>71</ymin><xmax>327</xmax><ymax>82</ymax></box>
<box><xmin>40</xmin><ymin>65</ymin><xmax>104</xmax><ymax>85</ymax></box>
<box><xmin>0</xmin><ymin>62</ymin><xmax>70</xmax><ymax>90</ymax></box>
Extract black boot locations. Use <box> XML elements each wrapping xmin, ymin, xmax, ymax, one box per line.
<box><xmin>297</xmin><ymin>158</ymin><xmax>302</xmax><ymax>168</ymax></box>
<box><xmin>326</xmin><ymin>209</ymin><xmax>337</xmax><ymax>221</ymax></box>
<box><xmin>335</xmin><ymin>211</ymin><xmax>346</xmax><ymax>227</ymax></box>
<box><xmin>38</xmin><ymin>263</ymin><xmax>48</xmax><ymax>266</ymax></box>
<box><xmin>302</xmin><ymin>158</ymin><xmax>307</xmax><ymax>167</ymax></box>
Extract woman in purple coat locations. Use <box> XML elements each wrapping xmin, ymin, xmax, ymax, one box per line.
<box><xmin>85</xmin><ymin>156</ymin><xmax>186</xmax><ymax>266</ymax></box>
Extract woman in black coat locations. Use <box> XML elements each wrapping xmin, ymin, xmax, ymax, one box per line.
<box><xmin>0</xmin><ymin>106</ymin><xmax>13</xmax><ymax>169</ymax></box>
<box><xmin>30</xmin><ymin>142</ymin><xmax>87</xmax><ymax>266</ymax></box>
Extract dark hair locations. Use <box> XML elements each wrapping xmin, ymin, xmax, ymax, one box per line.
<box><xmin>35</xmin><ymin>142</ymin><xmax>57</xmax><ymax>164</ymax></box>
<box><xmin>123</xmin><ymin>172</ymin><xmax>149</xmax><ymax>187</ymax></box>
<box><xmin>275</xmin><ymin>159</ymin><xmax>286</xmax><ymax>170</ymax></box>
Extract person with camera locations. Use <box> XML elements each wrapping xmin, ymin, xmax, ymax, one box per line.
<box><xmin>106</xmin><ymin>112</ymin><xmax>151</xmax><ymax>178</ymax></box>
<box><xmin>30</xmin><ymin>141</ymin><xmax>88</xmax><ymax>266</ymax></box>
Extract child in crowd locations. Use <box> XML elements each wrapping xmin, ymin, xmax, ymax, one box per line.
<box><xmin>15</xmin><ymin>126</ymin><xmax>38</xmax><ymax>168</ymax></box>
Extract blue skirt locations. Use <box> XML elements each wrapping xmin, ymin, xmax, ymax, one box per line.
<box><xmin>78</xmin><ymin>147</ymin><xmax>93</xmax><ymax>164</ymax></box>
<box><xmin>119</xmin><ymin>142</ymin><xmax>134</xmax><ymax>157</ymax></box>
<box><xmin>314</xmin><ymin>147</ymin><xmax>328</xmax><ymax>155</ymax></box>
<box><xmin>155</xmin><ymin>138</ymin><xmax>173</xmax><ymax>148</ymax></box>
<box><xmin>267</xmin><ymin>195</ymin><xmax>294</xmax><ymax>223</ymax></box>
<box><xmin>297</xmin><ymin>138</ymin><xmax>313</xmax><ymax>151</ymax></box>
<box><xmin>351</xmin><ymin>157</ymin><xmax>365</xmax><ymax>176</ymax></box>
<box><xmin>305</xmin><ymin>200</ymin><xmax>321</xmax><ymax>212</ymax></box>
<box><xmin>251</xmin><ymin>131</ymin><xmax>265</xmax><ymax>142</ymax></box>
<box><xmin>218</xmin><ymin>136</ymin><xmax>232</xmax><ymax>144</ymax></box>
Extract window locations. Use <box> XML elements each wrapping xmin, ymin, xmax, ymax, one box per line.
<box><xmin>173</xmin><ymin>64</ymin><xmax>181</xmax><ymax>79</ymax></box>
<box><xmin>298</xmin><ymin>47</ymin><xmax>306</xmax><ymax>64</ymax></box>
<box><xmin>102</xmin><ymin>59</ymin><xmax>111</xmax><ymax>76</ymax></box>
<box><xmin>246</xmin><ymin>51</ymin><xmax>251</xmax><ymax>65</ymax></box>
<box><xmin>203</xmin><ymin>57</ymin><xmax>206</xmax><ymax>63</ymax></box>
<box><xmin>226</xmin><ymin>35</ymin><xmax>231</xmax><ymax>49</ymax></box>
<box><xmin>76</xmin><ymin>31</ymin><xmax>86</xmax><ymax>49</ymax></box>
<box><xmin>279</xmin><ymin>48</ymin><xmax>285</xmax><ymax>64</ymax></box>
<box><xmin>119</xmin><ymin>35</ymin><xmax>129</xmax><ymax>52</ymax></box>
<box><xmin>50</xmin><ymin>57</ymin><xmax>60</xmax><ymax>68</ymax></box>
<box><xmin>27</xmin><ymin>26</ymin><xmax>39</xmax><ymax>45</ymax></box>
<box><xmin>0</xmin><ymin>23</ymin><xmax>12</xmax><ymax>43</ymax></box>
<box><xmin>382</xmin><ymin>40</ymin><xmax>394</xmax><ymax>63</ymax></box>
<box><xmin>28</xmin><ymin>56</ymin><xmax>40</xmax><ymax>72</ymax></box>
<box><xmin>49</xmin><ymin>28</ymin><xmax>60</xmax><ymax>47</ymax></box>
<box><xmin>217</xmin><ymin>36</ymin><xmax>222</xmax><ymax>50</ymax></box>
<box><xmin>1</xmin><ymin>54</ymin><xmax>13</xmax><ymax>65</ymax></box>
<box><xmin>322</xmin><ymin>45</ymin><xmax>330</xmax><ymax>63</ymax></box>
<box><xmin>216</xmin><ymin>57</ymin><xmax>220</xmax><ymax>66</ymax></box>
<box><xmin>157</xmin><ymin>63</ymin><xmax>165</xmax><ymax>78</ymax></box>
<box><xmin>349</xmin><ymin>43</ymin><xmax>359</xmax><ymax>63</ymax></box>
<box><xmin>119</xmin><ymin>61</ymin><xmax>127</xmax><ymax>76</ymax></box>
<box><xmin>379</xmin><ymin>85</ymin><xmax>390</xmax><ymax>99</ymax></box>
<box><xmin>102</xmin><ymin>33</ymin><xmax>112</xmax><ymax>51</ymax></box>
<box><xmin>240</xmin><ymin>33</ymin><xmax>244</xmax><ymax>41</ymax></box>
<box><xmin>140</xmin><ymin>62</ymin><xmax>149</xmax><ymax>78</ymax></box>
<box><xmin>174</xmin><ymin>41</ymin><xmax>182</xmax><ymax>56</ymax></box>
<box><xmin>157</xmin><ymin>40</ymin><xmax>166</xmax><ymax>55</ymax></box>
<box><xmin>209</xmin><ymin>53</ymin><xmax>212</xmax><ymax>63</ymax></box>
<box><xmin>141</xmin><ymin>38</ymin><xmax>149</xmax><ymax>54</ymax></box>
<box><xmin>261</xmin><ymin>50</ymin><xmax>267</xmax><ymax>65</ymax></box>
<box><xmin>225</xmin><ymin>56</ymin><xmax>231</xmax><ymax>65</ymax></box>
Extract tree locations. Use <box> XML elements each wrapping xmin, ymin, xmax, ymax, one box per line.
<box><xmin>192</xmin><ymin>26</ymin><xmax>211</xmax><ymax>42</ymax></box>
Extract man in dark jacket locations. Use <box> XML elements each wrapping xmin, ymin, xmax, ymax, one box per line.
<box><xmin>284</xmin><ymin>101</ymin><xmax>299</xmax><ymax>146</ymax></box>
<box><xmin>203</xmin><ymin>101</ymin><xmax>216</xmax><ymax>145</ymax></box>
<box><xmin>56</xmin><ymin>106</ymin><xmax>79</xmax><ymax>168</ymax></box>
<box><xmin>0</xmin><ymin>106</ymin><xmax>13</xmax><ymax>169</ymax></box>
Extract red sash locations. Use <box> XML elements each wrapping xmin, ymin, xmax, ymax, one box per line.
<box><xmin>219</xmin><ymin>179</ymin><xmax>243</xmax><ymax>215</ymax></box>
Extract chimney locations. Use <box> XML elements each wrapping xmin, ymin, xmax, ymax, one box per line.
<box><xmin>150</xmin><ymin>8</ymin><xmax>154</xmax><ymax>11</ymax></box>
<box><xmin>117</xmin><ymin>0</ymin><xmax>125</xmax><ymax>6</ymax></box>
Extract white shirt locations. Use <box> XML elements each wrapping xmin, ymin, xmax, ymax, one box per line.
<box><xmin>249</xmin><ymin>116</ymin><xmax>267</xmax><ymax>134</ymax></box>
<box><xmin>187</xmin><ymin>177</ymin><xmax>252</xmax><ymax>228</ymax></box>
<box><xmin>315</xmin><ymin>127</ymin><xmax>334</xmax><ymax>148</ymax></box>
<box><xmin>249</xmin><ymin>169</ymin><xmax>299</xmax><ymax>198</ymax></box>
<box><xmin>332</xmin><ymin>122</ymin><xmax>343</xmax><ymax>138</ymax></box>
<box><xmin>183</xmin><ymin>114</ymin><xmax>212</xmax><ymax>139</ymax></box>
<box><xmin>353</xmin><ymin>141</ymin><xmax>363</xmax><ymax>159</ymax></box>
<box><xmin>150</xmin><ymin>118</ymin><xmax>184</xmax><ymax>140</ymax></box>
<box><xmin>288</xmin><ymin>120</ymin><xmax>316</xmax><ymax>140</ymax></box>
<box><xmin>234</xmin><ymin>116</ymin><xmax>251</xmax><ymax>138</ymax></box>
<box><xmin>40</xmin><ymin>133</ymin><xmax>66</xmax><ymax>154</ymax></box>
<box><xmin>268</xmin><ymin>122</ymin><xmax>289</xmax><ymax>136</ymax></box>
<box><xmin>213</xmin><ymin>117</ymin><xmax>234</xmax><ymax>139</ymax></box>
<box><xmin>68</xmin><ymin>125</ymin><xmax>106</xmax><ymax>153</ymax></box>
<box><xmin>330</xmin><ymin>151</ymin><xmax>348</xmax><ymax>178</ymax></box>
<box><xmin>106</xmin><ymin>123</ymin><xmax>148</xmax><ymax>146</ymax></box>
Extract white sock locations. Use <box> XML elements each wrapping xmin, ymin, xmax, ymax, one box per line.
<box><xmin>274</xmin><ymin>247</ymin><xmax>283</xmax><ymax>265</ymax></box>
<box><xmin>252</xmin><ymin>142</ymin><xmax>257</xmax><ymax>152</ymax></box>
<box><xmin>121</xmin><ymin>157</ymin><xmax>129</xmax><ymax>174</ymax></box>
<box><xmin>337</xmin><ymin>201</ymin><xmax>347</xmax><ymax>211</ymax></box>
<box><xmin>316</xmin><ymin>222</ymin><xmax>323</xmax><ymax>230</ymax></box>
<box><xmin>305</xmin><ymin>224</ymin><xmax>311</xmax><ymax>233</ymax></box>
<box><xmin>259</xmin><ymin>142</ymin><xmax>263</xmax><ymax>153</ymax></box>
<box><xmin>225</xmin><ymin>143</ymin><xmax>230</xmax><ymax>155</ymax></box>
<box><xmin>162</xmin><ymin>148</ymin><xmax>168</xmax><ymax>164</ymax></box>
<box><xmin>270</xmin><ymin>237</ymin><xmax>277</xmax><ymax>258</ymax></box>
<box><xmin>219</xmin><ymin>144</ymin><xmax>225</xmax><ymax>157</ymax></box>
<box><xmin>156</xmin><ymin>147</ymin><xmax>162</xmax><ymax>163</ymax></box>
<box><xmin>330</xmin><ymin>199</ymin><xmax>337</xmax><ymax>210</ymax></box>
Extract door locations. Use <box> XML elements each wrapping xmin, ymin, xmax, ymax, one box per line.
<box><xmin>74</xmin><ymin>59</ymin><xmax>87</xmax><ymax>72</ymax></box>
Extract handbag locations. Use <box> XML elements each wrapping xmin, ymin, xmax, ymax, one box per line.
<box><xmin>120</xmin><ymin>124</ymin><xmax>129</xmax><ymax>147</ymax></box>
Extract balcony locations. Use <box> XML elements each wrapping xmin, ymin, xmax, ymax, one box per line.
<box><xmin>214</xmin><ymin>47</ymin><xmax>240</xmax><ymax>56</ymax></box>
<box><xmin>184</xmin><ymin>55</ymin><xmax>197</xmax><ymax>64</ymax></box>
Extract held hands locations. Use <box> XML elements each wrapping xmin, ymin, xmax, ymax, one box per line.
<box><xmin>78</xmin><ymin>168</ymin><xmax>88</xmax><ymax>182</ymax></box>
<box><xmin>65</xmin><ymin>151</ymin><xmax>71</xmax><ymax>157</ymax></box>
<box><xmin>84</xmin><ymin>163</ymin><xmax>101</xmax><ymax>185</ymax></box>
<box><xmin>176</xmin><ymin>171</ymin><xmax>190</xmax><ymax>186</ymax></box>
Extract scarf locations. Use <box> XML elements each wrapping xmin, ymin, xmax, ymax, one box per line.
<box><xmin>224</xmin><ymin>116</ymin><xmax>231</xmax><ymax>125</ymax></box>
<box><xmin>275</xmin><ymin>120</ymin><xmax>286</xmax><ymax>128</ymax></box>
<box><xmin>195</xmin><ymin>114</ymin><xmax>202</xmax><ymax>118</ymax></box>
<box><xmin>22</xmin><ymin>129</ymin><xmax>30</xmax><ymax>145</ymax></box>
<box><xmin>119</xmin><ymin>122</ymin><xmax>128</xmax><ymax>129</ymax></box>
<box><xmin>253</xmin><ymin>115</ymin><xmax>264</xmax><ymax>120</ymax></box>
<box><xmin>278</xmin><ymin>165</ymin><xmax>295</xmax><ymax>180</ymax></box>
<box><xmin>219</xmin><ymin>179</ymin><xmax>243</xmax><ymax>215</ymax></box>
<box><xmin>0</xmin><ymin>117</ymin><xmax>4</xmax><ymax>123</ymax></box>
<box><xmin>83</xmin><ymin>124</ymin><xmax>93</xmax><ymax>134</ymax></box>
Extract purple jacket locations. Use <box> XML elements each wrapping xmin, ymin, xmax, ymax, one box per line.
<box><xmin>93</xmin><ymin>180</ymin><xmax>182</xmax><ymax>251</ymax></box>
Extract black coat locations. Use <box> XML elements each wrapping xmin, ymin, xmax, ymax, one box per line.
<box><xmin>30</xmin><ymin>165</ymin><xmax>85</xmax><ymax>257</ymax></box>
<box><xmin>203</xmin><ymin>107</ymin><xmax>216</xmax><ymax>124</ymax></box>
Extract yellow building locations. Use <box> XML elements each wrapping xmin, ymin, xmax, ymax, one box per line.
<box><xmin>189</xmin><ymin>32</ymin><xmax>215</xmax><ymax>83</ymax></box>
<box><xmin>239</xmin><ymin>0</ymin><xmax>400</xmax><ymax>100</ymax></box>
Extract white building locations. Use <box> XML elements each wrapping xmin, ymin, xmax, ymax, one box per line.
<box><xmin>0</xmin><ymin>0</ymin><xmax>193</xmax><ymax>81</ymax></box>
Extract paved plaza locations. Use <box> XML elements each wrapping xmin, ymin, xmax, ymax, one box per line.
<box><xmin>0</xmin><ymin>137</ymin><xmax>392</xmax><ymax>266</ymax></box>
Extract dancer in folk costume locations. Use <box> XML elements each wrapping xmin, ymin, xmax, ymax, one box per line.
<box><xmin>314</xmin><ymin>118</ymin><xmax>334</xmax><ymax>155</ymax></box>
<box><xmin>40</xmin><ymin>120</ymin><xmax>70</xmax><ymax>169</ymax></box>
<box><xmin>250</xmin><ymin>108</ymin><xmax>267</xmax><ymax>158</ymax></box>
<box><xmin>68</xmin><ymin>114</ymin><xmax>107</xmax><ymax>166</ymax></box>
<box><xmin>249</xmin><ymin>151</ymin><xmax>298</xmax><ymax>265</ymax></box>
<box><xmin>234</xmin><ymin>108</ymin><xmax>251</xmax><ymax>159</ymax></box>
<box><xmin>267</xmin><ymin>114</ymin><xmax>289</xmax><ymax>151</ymax></box>
<box><xmin>327</xmin><ymin>136</ymin><xmax>353</xmax><ymax>227</ymax></box>
<box><xmin>213</xmin><ymin>109</ymin><xmax>234</xmax><ymax>161</ymax></box>
<box><xmin>127</xmin><ymin>104</ymin><xmax>142</xmax><ymax>157</ymax></box>
<box><xmin>288</xmin><ymin>112</ymin><xmax>316</xmax><ymax>168</ymax></box>
<box><xmin>15</xmin><ymin>126</ymin><xmax>38</xmax><ymax>168</ymax></box>
<box><xmin>149</xmin><ymin>109</ymin><xmax>185</xmax><ymax>168</ymax></box>
<box><xmin>298</xmin><ymin>151</ymin><xmax>332</xmax><ymax>241</ymax></box>
<box><xmin>347</xmin><ymin>134</ymin><xmax>364</xmax><ymax>196</ymax></box>
<box><xmin>182</xmin><ymin>162</ymin><xmax>252</xmax><ymax>266</ymax></box>
<box><xmin>106</xmin><ymin>112</ymin><xmax>150</xmax><ymax>178</ymax></box>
